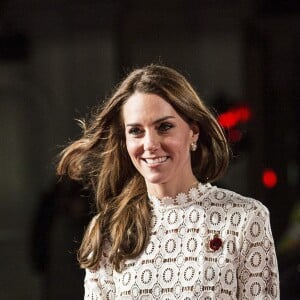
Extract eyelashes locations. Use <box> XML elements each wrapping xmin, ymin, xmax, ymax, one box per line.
<box><xmin>158</xmin><ymin>122</ymin><xmax>174</xmax><ymax>132</ymax></box>
<box><xmin>127</xmin><ymin>122</ymin><xmax>174</xmax><ymax>136</ymax></box>
<box><xmin>128</xmin><ymin>127</ymin><xmax>143</xmax><ymax>135</ymax></box>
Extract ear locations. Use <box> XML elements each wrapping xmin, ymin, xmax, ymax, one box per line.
<box><xmin>190</xmin><ymin>122</ymin><xmax>199</xmax><ymax>142</ymax></box>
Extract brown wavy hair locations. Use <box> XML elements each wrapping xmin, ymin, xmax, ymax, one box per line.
<box><xmin>56</xmin><ymin>64</ymin><xmax>230</xmax><ymax>272</ymax></box>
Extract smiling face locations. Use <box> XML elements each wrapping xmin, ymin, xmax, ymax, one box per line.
<box><xmin>122</xmin><ymin>92</ymin><xmax>199</xmax><ymax>196</ymax></box>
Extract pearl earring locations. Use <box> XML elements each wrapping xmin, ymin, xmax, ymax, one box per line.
<box><xmin>190</xmin><ymin>142</ymin><xmax>197</xmax><ymax>151</ymax></box>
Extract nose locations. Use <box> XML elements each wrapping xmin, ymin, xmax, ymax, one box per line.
<box><xmin>143</xmin><ymin>130</ymin><xmax>160</xmax><ymax>151</ymax></box>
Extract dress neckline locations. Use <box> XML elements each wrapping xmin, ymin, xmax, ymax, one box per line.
<box><xmin>148</xmin><ymin>182</ymin><xmax>211</xmax><ymax>208</ymax></box>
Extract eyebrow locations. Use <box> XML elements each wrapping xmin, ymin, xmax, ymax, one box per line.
<box><xmin>126</xmin><ymin>116</ymin><xmax>175</xmax><ymax>127</ymax></box>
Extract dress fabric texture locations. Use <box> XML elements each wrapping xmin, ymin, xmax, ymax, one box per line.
<box><xmin>84</xmin><ymin>183</ymin><xmax>280</xmax><ymax>299</ymax></box>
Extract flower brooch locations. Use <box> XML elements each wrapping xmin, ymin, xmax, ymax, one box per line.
<box><xmin>207</xmin><ymin>234</ymin><xmax>223</xmax><ymax>252</ymax></box>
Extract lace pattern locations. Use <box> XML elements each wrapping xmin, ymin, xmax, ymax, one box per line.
<box><xmin>84</xmin><ymin>184</ymin><xmax>279</xmax><ymax>299</ymax></box>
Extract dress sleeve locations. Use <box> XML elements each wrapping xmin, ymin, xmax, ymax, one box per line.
<box><xmin>237</xmin><ymin>202</ymin><xmax>280</xmax><ymax>299</ymax></box>
<box><xmin>84</xmin><ymin>247</ymin><xmax>116</xmax><ymax>300</ymax></box>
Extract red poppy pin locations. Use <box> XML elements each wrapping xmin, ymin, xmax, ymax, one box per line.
<box><xmin>208</xmin><ymin>234</ymin><xmax>222</xmax><ymax>252</ymax></box>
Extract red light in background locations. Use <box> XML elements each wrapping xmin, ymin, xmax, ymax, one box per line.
<box><xmin>218</xmin><ymin>111</ymin><xmax>239</xmax><ymax>128</ymax></box>
<box><xmin>236</xmin><ymin>106</ymin><xmax>251</xmax><ymax>123</ymax></box>
<box><xmin>217</xmin><ymin>105</ymin><xmax>252</xmax><ymax>129</ymax></box>
<box><xmin>262</xmin><ymin>169</ymin><xmax>278</xmax><ymax>188</ymax></box>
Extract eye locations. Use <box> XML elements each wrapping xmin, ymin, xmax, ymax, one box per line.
<box><xmin>128</xmin><ymin>127</ymin><xmax>143</xmax><ymax>136</ymax></box>
<box><xmin>158</xmin><ymin>122</ymin><xmax>174</xmax><ymax>132</ymax></box>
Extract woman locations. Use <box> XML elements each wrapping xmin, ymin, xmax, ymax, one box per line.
<box><xmin>57</xmin><ymin>64</ymin><xmax>279</xmax><ymax>299</ymax></box>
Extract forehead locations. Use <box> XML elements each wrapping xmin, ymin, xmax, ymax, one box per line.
<box><xmin>122</xmin><ymin>92</ymin><xmax>179</xmax><ymax>123</ymax></box>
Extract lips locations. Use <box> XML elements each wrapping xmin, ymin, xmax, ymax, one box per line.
<box><xmin>142</xmin><ymin>156</ymin><xmax>169</xmax><ymax>165</ymax></box>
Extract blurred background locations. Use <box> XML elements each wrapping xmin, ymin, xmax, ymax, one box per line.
<box><xmin>0</xmin><ymin>0</ymin><xmax>299</xmax><ymax>299</ymax></box>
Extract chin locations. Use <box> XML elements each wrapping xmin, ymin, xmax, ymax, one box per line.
<box><xmin>144</xmin><ymin>175</ymin><xmax>168</xmax><ymax>185</ymax></box>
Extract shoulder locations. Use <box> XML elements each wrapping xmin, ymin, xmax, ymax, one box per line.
<box><xmin>207</xmin><ymin>184</ymin><xmax>269</xmax><ymax>215</ymax></box>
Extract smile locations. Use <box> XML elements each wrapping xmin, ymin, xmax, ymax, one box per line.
<box><xmin>143</xmin><ymin>156</ymin><xmax>169</xmax><ymax>165</ymax></box>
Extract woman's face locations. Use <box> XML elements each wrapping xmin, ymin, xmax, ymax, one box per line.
<box><xmin>122</xmin><ymin>92</ymin><xmax>199</xmax><ymax>190</ymax></box>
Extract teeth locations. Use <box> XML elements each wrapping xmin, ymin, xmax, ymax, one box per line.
<box><xmin>144</xmin><ymin>157</ymin><xmax>168</xmax><ymax>164</ymax></box>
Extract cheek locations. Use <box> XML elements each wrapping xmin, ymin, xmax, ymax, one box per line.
<box><xmin>126</xmin><ymin>139</ymin><xmax>142</xmax><ymax>159</ymax></box>
<box><xmin>166</xmin><ymin>138</ymin><xmax>190</xmax><ymax>154</ymax></box>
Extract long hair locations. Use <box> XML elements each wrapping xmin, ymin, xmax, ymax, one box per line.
<box><xmin>57</xmin><ymin>64</ymin><xmax>230</xmax><ymax>271</ymax></box>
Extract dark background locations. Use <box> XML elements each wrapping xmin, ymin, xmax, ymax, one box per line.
<box><xmin>0</xmin><ymin>0</ymin><xmax>299</xmax><ymax>299</ymax></box>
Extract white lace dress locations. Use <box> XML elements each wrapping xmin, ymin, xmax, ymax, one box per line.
<box><xmin>84</xmin><ymin>183</ymin><xmax>280</xmax><ymax>299</ymax></box>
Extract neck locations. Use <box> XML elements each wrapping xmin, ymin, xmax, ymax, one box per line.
<box><xmin>146</xmin><ymin>176</ymin><xmax>199</xmax><ymax>199</ymax></box>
